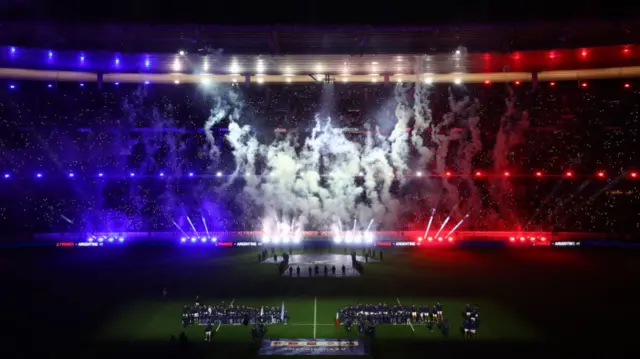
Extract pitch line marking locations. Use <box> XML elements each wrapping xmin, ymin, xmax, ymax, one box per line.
<box><xmin>396</xmin><ymin>297</ymin><xmax>415</xmax><ymax>333</ymax></box>
<box><xmin>216</xmin><ymin>298</ymin><xmax>235</xmax><ymax>332</ymax></box>
<box><xmin>313</xmin><ymin>297</ymin><xmax>317</xmax><ymax>339</ymax></box>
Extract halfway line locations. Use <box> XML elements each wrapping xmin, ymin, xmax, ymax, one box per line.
<box><xmin>313</xmin><ymin>297</ymin><xmax>317</xmax><ymax>339</ymax></box>
<box><xmin>396</xmin><ymin>297</ymin><xmax>415</xmax><ymax>333</ymax></box>
<box><xmin>216</xmin><ymin>298</ymin><xmax>235</xmax><ymax>332</ymax></box>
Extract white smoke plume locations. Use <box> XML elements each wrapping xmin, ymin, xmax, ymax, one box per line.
<box><xmin>203</xmin><ymin>83</ymin><xmax>433</xmax><ymax>230</ymax></box>
<box><xmin>200</xmin><ymin>82</ymin><xmax>524</xmax><ymax>231</ymax></box>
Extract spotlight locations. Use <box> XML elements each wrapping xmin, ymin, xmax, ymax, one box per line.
<box><xmin>540</xmin><ymin>237</ymin><xmax>546</xmax><ymax>242</ymax></box>
<box><xmin>417</xmin><ymin>237</ymin><xmax>423</xmax><ymax>242</ymax></box>
<box><xmin>188</xmin><ymin>172</ymin><xmax>194</xmax><ymax>177</ymax></box>
<box><xmin>129</xmin><ymin>172</ymin><xmax>135</xmax><ymax>177</ymax></box>
<box><xmin>201</xmin><ymin>237</ymin><xmax>207</xmax><ymax>243</ymax></box>
<box><xmin>3</xmin><ymin>174</ymin><xmax>9</xmax><ymax>179</ymax></box>
<box><xmin>474</xmin><ymin>171</ymin><xmax>482</xmax><ymax>177</ymax></box>
<box><xmin>98</xmin><ymin>236</ymin><xmax>105</xmax><ymax>242</ymax></box>
<box><xmin>47</xmin><ymin>84</ymin><xmax>53</xmax><ymax>88</ymax></box>
<box><xmin>79</xmin><ymin>83</ymin><xmax>84</xmax><ymax>87</ymax></box>
<box><xmin>108</xmin><ymin>237</ymin><xmax>114</xmax><ymax>243</ymax></box>
<box><xmin>159</xmin><ymin>172</ymin><xmax>165</xmax><ymax>177</ymax></box>
<box><xmin>416</xmin><ymin>171</ymin><xmax>423</xmax><ymax>177</ymax></box>
<box><xmin>98</xmin><ymin>172</ymin><xmax>104</xmax><ymax>177</ymax></box>
<box><xmin>36</xmin><ymin>173</ymin><xmax>43</xmax><ymax>178</ymax></box>
<box><xmin>68</xmin><ymin>173</ymin><xmax>74</xmax><ymax>178</ymax></box>
<box><xmin>630</xmin><ymin>172</ymin><xmax>638</xmax><ymax>178</ymax></box>
<box><xmin>48</xmin><ymin>51</ymin><xmax>53</xmax><ymax>58</ymax></box>
<box><xmin>564</xmin><ymin>171</ymin><xmax>573</xmax><ymax>178</ymax></box>
<box><xmin>437</xmin><ymin>237</ymin><xmax>443</xmax><ymax>242</ymax></box>
<box><xmin>179</xmin><ymin>50</ymin><xmax>185</xmax><ymax>56</ymax></box>
<box><xmin>262</xmin><ymin>236</ymin><xmax>271</xmax><ymax>244</ymax></box>
<box><xmin>504</xmin><ymin>171</ymin><xmax>510</xmax><ymax>177</ymax></box>
<box><xmin>535</xmin><ymin>171</ymin><xmax>543</xmax><ymax>177</ymax></box>
<box><xmin>509</xmin><ymin>237</ymin><xmax>515</xmax><ymax>242</ymax></box>
<box><xmin>596</xmin><ymin>171</ymin><xmax>606</xmax><ymax>178</ymax></box>
<box><xmin>550</xmin><ymin>82</ymin><xmax>556</xmax><ymax>87</ymax></box>
<box><xmin>10</xmin><ymin>47</ymin><xmax>16</xmax><ymax>53</ymax></box>
<box><xmin>216</xmin><ymin>171</ymin><xmax>222</xmax><ymax>177</ymax></box>
<box><xmin>519</xmin><ymin>237</ymin><xmax>525</xmax><ymax>242</ymax></box>
<box><xmin>447</xmin><ymin>237</ymin><xmax>453</xmax><ymax>242</ymax></box>
<box><xmin>211</xmin><ymin>237</ymin><xmax>217</xmax><ymax>242</ymax></box>
<box><xmin>445</xmin><ymin>171</ymin><xmax>452</xmax><ymax>177</ymax></box>
<box><xmin>88</xmin><ymin>237</ymin><xmax>94</xmax><ymax>242</ymax></box>
<box><xmin>181</xmin><ymin>237</ymin><xmax>187</xmax><ymax>243</ymax></box>
<box><xmin>9</xmin><ymin>84</ymin><xmax>15</xmax><ymax>89</ymax></box>
<box><xmin>118</xmin><ymin>237</ymin><xmax>124</xmax><ymax>243</ymax></box>
<box><xmin>190</xmin><ymin>237</ymin><xmax>196</xmax><ymax>243</ymax></box>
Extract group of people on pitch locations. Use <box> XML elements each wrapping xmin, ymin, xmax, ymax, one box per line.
<box><xmin>338</xmin><ymin>303</ymin><xmax>481</xmax><ymax>338</ymax></box>
<box><xmin>287</xmin><ymin>264</ymin><xmax>348</xmax><ymax>276</ymax></box>
<box><xmin>181</xmin><ymin>298</ymin><xmax>288</xmax><ymax>329</ymax></box>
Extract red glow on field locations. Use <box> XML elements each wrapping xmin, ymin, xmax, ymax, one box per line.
<box><xmin>509</xmin><ymin>237</ymin><xmax>515</xmax><ymax>242</ymax></box>
<box><xmin>445</xmin><ymin>171</ymin><xmax>452</xmax><ymax>177</ymax></box>
<box><xmin>550</xmin><ymin>82</ymin><xmax>556</xmax><ymax>87</ymax></box>
<box><xmin>623</xmin><ymin>47</ymin><xmax>630</xmax><ymax>54</ymax></box>
<box><xmin>447</xmin><ymin>237</ymin><xmax>453</xmax><ymax>242</ymax></box>
<box><xmin>519</xmin><ymin>237</ymin><xmax>525</xmax><ymax>242</ymax></box>
<box><xmin>504</xmin><ymin>171</ymin><xmax>510</xmax><ymax>177</ymax></box>
<box><xmin>437</xmin><ymin>237</ymin><xmax>443</xmax><ymax>242</ymax></box>
<box><xmin>514</xmin><ymin>81</ymin><xmax>520</xmax><ymax>85</ymax></box>
<box><xmin>540</xmin><ymin>237</ymin><xmax>546</xmax><ymax>241</ymax></box>
<box><xmin>564</xmin><ymin>171</ymin><xmax>573</xmax><ymax>177</ymax></box>
<box><xmin>535</xmin><ymin>171</ymin><xmax>543</xmax><ymax>177</ymax></box>
<box><xmin>484</xmin><ymin>80</ymin><xmax>491</xmax><ymax>85</ymax></box>
<box><xmin>597</xmin><ymin>171</ymin><xmax>606</xmax><ymax>178</ymax></box>
<box><xmin>475</xmin><ymin>171</ymin><xmax>482</xmax><ymax>177</ymax></box>
<box><xmin>581</xmin><ymin>82</ymin><xmax>588</xmax><ymax>88</ymax></box>
<box><xmin>417</xmin><ymin>237</ymin><xmax>423</xmax><ymax>242</ymax></box>
<box><xmin>624</xmin><ymin>83</ymin><xmax>631</xmax><ymax>88</ymax></box>
<box><xmin>580</xmin><ymin>49</ymin><xmax>588</xmax><ymax>58</ymax></box>
<box><xmin>548</xmin><ymin>51</ymin><xmax>556</xmax><ymax>59</ymax></box>
<box><xmin>631</xmin><ymin>172</ymin><xmax>638</xmax><ymax>178</ymax></box>
<box><xmin>512</xmin><ymin>52</ymin><xmax>521</xmax><ymax>60</ymax></box>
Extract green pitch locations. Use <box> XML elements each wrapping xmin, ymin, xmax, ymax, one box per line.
<box><xmin>99</xmin><ymin>296</ymin><xmax>536</xmax><ymax>343</ymax></box>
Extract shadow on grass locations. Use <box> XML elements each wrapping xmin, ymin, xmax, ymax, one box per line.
<box><xmin>8</xmin><ymin>338</ymin><xmax>639</xmax><ymax>359</ymax></box>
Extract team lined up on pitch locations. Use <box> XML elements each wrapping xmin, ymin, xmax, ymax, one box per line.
<box><xmin>181</xmin><ymin>299</ymin><xmax>289</xmax><ymax>327</ymax></box>
<box><xmin>337</xmin><ymin>303</ymin><xmax>481</xmax><ymax>338</ymax></box>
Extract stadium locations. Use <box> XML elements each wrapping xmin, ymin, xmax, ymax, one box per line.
<box><xmin>1</xmin><ymin>19</ymin><xmax>640</xmax><ymax>358</ymax></box>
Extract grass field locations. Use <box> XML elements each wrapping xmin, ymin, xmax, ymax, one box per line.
<box><xmin>3</xmin><ymin>245</ymin><xmax>640</xmax><ymax>358</ymax></box>
<box><xmin>100</xmin><ymin>297</ymin><xmax>536</xmax><ymax>343</ymax></box>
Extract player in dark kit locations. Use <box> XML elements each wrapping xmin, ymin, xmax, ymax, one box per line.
<box><xmin>205</xmin><ymin>322</ymin><xmax>213</xmax><ymax>342</ymax></box>
<box><xmin>315</xmin><ymin>264</ymin><xmax>319</xmax><ymax>276</ymax></box>
<box><xmin>463</xmin><ymin>318</ymin><xmax>471</xmax><ymax>339</ymax></box>
<box><xmin>324</xmin><ymin>265</ymin><xmax>328</xmax><ymax>276</ymax></box>
<box><xmin>288</xmin><ymin>266</ymin><xmax>293</xmax><ymax>276</ymax></box>
<box><xmin>308</xmin><ymin>267</ymin><xmax>312</xmax><ymax>276</ymax></box>
<box><xmin>296</xmin><ymin>266</ymin><xmax>300</xmax><ymax>276</ymax></box>
<box><xmin>341</xmin><ymin>264</ymin><xmax>346</xmax><ymax>276</ymax></box>
<box><xmin>331</xmin><ymin>265</ymin><xmax>336</xmax><ymax>275</ymax></box>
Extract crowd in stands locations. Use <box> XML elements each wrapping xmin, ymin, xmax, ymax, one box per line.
<box><xmin>1</xmin><ymin>80</ymin><xmax>639</xmax><ymax>234</ymax></box>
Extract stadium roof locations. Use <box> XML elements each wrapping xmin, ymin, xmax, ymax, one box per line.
<box><xmin>2</xmin><ymin>21</ymin><xmax>640</xmax><ymax>55</ymax></box>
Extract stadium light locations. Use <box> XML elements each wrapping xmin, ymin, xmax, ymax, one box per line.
<box><xmin>427</xmin><ymin>237</ymin><xmax>433</xmax><ymax>242</ymax></box>
<box><xmin>630</xmin><ymin>172</ymin><xmax>638</xmax><ymax>178</ymax></box>
<box><xmin>509</xmin><ymin>237</ymin><xmax>515</xmax><ymax>242</ymax></box>
<box><xmin>564</xmin><ymin>171</ymin><xmax>573</xmax><ymax>178</ymax></box>
<box><xmin>596</xmin><ymin>171</ymin><xmax>606</xmax><ymax>178</ymax></box>
<box><xmin>181</xmin><ymin>237</ymin><xmax>187</xmax><ymax>243</ymax></box>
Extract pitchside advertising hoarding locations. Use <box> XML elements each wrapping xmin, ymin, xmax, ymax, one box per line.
<box><xmin>259</xmin><ymin>339</ymin><xmax>366</xmax><ymax>356</ymax></box>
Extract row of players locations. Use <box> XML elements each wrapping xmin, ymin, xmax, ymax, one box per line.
<box><xmin>286</xmin><ymin>264</ymin><xmax>349</xmax><ymax>276</ymax></box>
<box><xmin>181</xmin><ymin>299</ymin><xmax>288</xmax><ymax>329</ymax></box>
<box><xmin>338</xmin><ymin>303</ymin><xmax>481</xmax><ymax>339</ymax></box>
